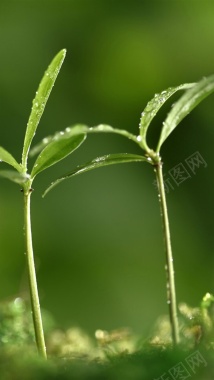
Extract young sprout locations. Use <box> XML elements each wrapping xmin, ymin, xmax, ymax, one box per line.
<box><xmin>43</xmin><ymin>75</ymin><xmax>214</xmax><ymax>346</ymax></box>
<box><xmin>0</xmin><ymin>50</ymin><xmax>88</xmax><ymax>358</ymax></box>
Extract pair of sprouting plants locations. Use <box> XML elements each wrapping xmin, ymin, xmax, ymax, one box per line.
<box><xmin>0</xmin><ymin>49</ymin><xmax>213</xmax><ymax>358</ymax></box>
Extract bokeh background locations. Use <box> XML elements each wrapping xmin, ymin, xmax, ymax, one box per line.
<box><xmin>0</xmin><ymin>0</ymin><xmax>213</xmax><ymax>338</ymax></box>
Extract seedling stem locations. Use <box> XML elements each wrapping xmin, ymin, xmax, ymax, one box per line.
<box><xmin>154</xmin><ymin>158</ymin><xmax>179</xmax><ymax>345</ymax></box>
<box><xmin>23</xmin><ymin>184</ymin><xmax>47</xmax><ymax>358</ymax></box>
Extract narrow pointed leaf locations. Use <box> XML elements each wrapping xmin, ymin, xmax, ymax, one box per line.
<box><xmin>139</xmin><ymin>83</ymin><xmax>195</xmax><ymax>150</ymax></box>
<box><xmin>30</xmin><ymin>125</ymin><xmax>88</xmax><ymax>157</ymax></box>
<box><xmin>0</xmin><ymin>147</ymin><xmax>21</xmax><ymax>171</ymax></box>
<box><xmin>30</xmin><ymin>124</ymin><xmax>139</xmax><ymax>158</ymax></box>
<box><xmin>31</xmin><ymin>126</ymin><xmax>87</xmax><ymax>178</ymax></box>
<box><xmin>22</xmin><ymin>49</ymin><xmax>66</xmax><ymax>169</ymax></box>
<box><xmin>29</xmin><ymin>134</ymin><xmax>55</xmax><ymax>157</ymax></box>
<box><xmin>0</xmin><ymin>170</ymin><xmax>30</xmax><ymax>185</ymax></box>
<box><xmin>157</xmin><ymin>75</ymin><xmax>214</xmax><ymax>151</ymax></box>
<box><xmin>87</xmin><ymin>124</ymin><xmax>138</xmax><ymax>144</ymax></box>
<box><xmin>43</xmin><ymin>153</ymin><xmax>148</xmax><ymax>197</ymax></box>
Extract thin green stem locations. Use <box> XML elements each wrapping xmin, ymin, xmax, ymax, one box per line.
<box><xmin>23</xmin><ymin>186</ymin><xmax>47</xmax><ymax>358</ymax></box>
<box><xmin>155</xmin><ymin>160</ymin><xmax>179</xmax><ymax>345</ymax></box>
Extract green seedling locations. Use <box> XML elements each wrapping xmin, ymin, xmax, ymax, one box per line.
<box><xmin>41</xmin><ymin>75</ymin><xmax>214</xmax><ymax>346</ymax></box>
<box><xmin>0</xmin><ymin>50</ymin><xmax>88</xmax><ymax>358</ymax></box>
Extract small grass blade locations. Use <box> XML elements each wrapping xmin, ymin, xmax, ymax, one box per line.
<box><xmin>139</xmin><ymin>84</ymin><xmax>195</xmax><ymax>151</ymax></box>
<box><xmin>31</xmin><ymin>127</ymin><xmax>87</xmax><ymax>178</ymax></box>
<box><xmin>157</xmin><ymin>75</ymin><xmax>214</xmax><ymax>151</ymax></box>
<box><xmin>43</xmin><ymin>153</ymin><xmax>149</xmax><ymax>197</ymax></box>
<box><xmin>0</xmin><ymin>170</ymin><xmax>30</xmax><ymax>185</ymax></box>
<box><xmin>22</xmin><ymin>49</ymin><xmax>66</xmax><ymax>170</ymax></box>
<box><xmin>0</xmin><ymin>147</ymin><xmax>21</xmax><ymax>171</ymax></box>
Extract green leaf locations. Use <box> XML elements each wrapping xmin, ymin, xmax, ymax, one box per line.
<box><xmin>22</xmin><ymin>49</ymin><xmax>66</xmax><ymax>169</ymax></box>
<box><xmin>0</xmin><ymin>170</ymin><xmax>30</xmax><ymax>185</ymax></box>
<box><xmin>0</xmin><ymin>147</ymin><xmax>21</xmax><ymax>171</ymax></box>
<box><xmin>31</xmin><ymin>125</ymin><xmax>87</xmax><ymax>178</ymax></box>
<box><xmin>29</xmin><ymin>134</ymin><xmax>55</xmax><ymax>157</ymax></box>
<box><xmin>43</xmin><ymin>153</ymin><xmax>148</xmax><ymax>197</ymax></box>
<box><xmin>30</xmin><ymin>124</ymin><xmax>139</xmax><ymax>158</ymax></box>
<box><xmin>86</xmin><ymin>124</ymin><xmax>138</xmax><ymax>144</ymax></box>
<box><xmin>29</xmin><ymin>125</ymin><xmax>88</xmax><ymax>157</ymax></box>
<box><xmin>157</xmin><ymin>75</ymin><xmax>214</xmax><ymax>151</ymax></box>
<box><xmin>139</xmin><ymin>83</ymin><xmax>195</xmax><ymax>151</ymax></box>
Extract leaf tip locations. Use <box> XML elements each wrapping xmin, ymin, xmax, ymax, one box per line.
<box><xmin>61</xmin><ymin>48</ymin><xmax>67</xmax><ymax>58</ymax></box>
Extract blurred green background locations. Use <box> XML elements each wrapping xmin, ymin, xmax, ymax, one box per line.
<box><xmin>0</xmin><ymin>0</ymin><xmax>213</xmax><ymax>338</ymax></box>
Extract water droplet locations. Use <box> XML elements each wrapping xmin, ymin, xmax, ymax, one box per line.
<box><xmin>137</xmin><ymin>135</ymin><xmax>142</xmax><ymax>142</ymax></box>
<box><xmin>93</xmin><ymin>157</ymin><xmax>104</xmax><ymax>163</ymax></box>
<box><xmin>42</xmin><ymin>138</ymin><xmax>49</xmax><ymax>144</ymax></box>
<box><xmin>60</xmin><ymin>131</ymin><xmax>64</xmax><ymax>135</ymax></box>
<box><xmin>97</xmin><ymin>124</ymin><xmax>104</xmax><ymax>130</ymax></box>
<box><xmin>161</xmin><ymin>90</ymin><xmax>167</xmax><ymax>95</ymax></box>
<box><xmin>159</xmin><ymin>97</ymin><xmax>165</xmax><ymax>103</ymax></box>
<box><xmin>183</xmin><ymin>104</ymin><xmax>190</xmax><ymax>113</ymax></box>
<box><xmin>167</xmin><ymin>300</ymin><xmax>171</xmax><ymax>305</ymax></box>
<box><xmin>65</xmin><ymin>127</ymin><xmax>71</xmax><ymax>133</ymax></box>
<box><xmin>141</xmin><ymin>112</ymin><xmax>145</xmax><ymax>117</ymax></box>
<box><xmin>146</xmin><ymin>104</ymin><xmax>153</xmax><ymax>112</ymax></box>
<box><xmin>14</xmin><ymin>297</ymin><xmax>22</xmax><ymax>306</ymax></box>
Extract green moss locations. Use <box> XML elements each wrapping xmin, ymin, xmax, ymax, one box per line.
<box><xmin>0</xmin><ymin>297</ymin><xmax>213</xmax><ymax>379</ymax></box>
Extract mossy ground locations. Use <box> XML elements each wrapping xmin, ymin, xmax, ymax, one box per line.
<box><xmin>1</xmin><ymin>344</ymin><xmax>213</xmax><ymax>380</ymax></box>
<box><xmin>0</xmin><ymin>297</ymin><xmax>214</xmax><ymax>379</ymax></box>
